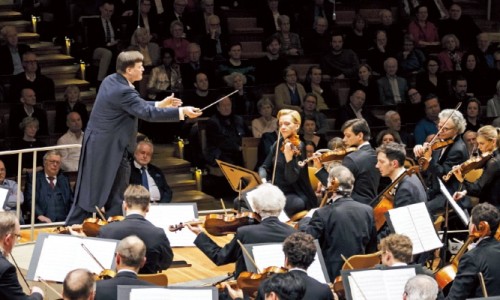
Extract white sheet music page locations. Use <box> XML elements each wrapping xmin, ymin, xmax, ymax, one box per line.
<box><xmin>0</xmin><ymin>187</ymin><xmax>8</xmax><ymax>211</ymax></box>
<box><xmin>129</xmin><ymin>288</ymin><xmax>213</xmax><ymax>300</ymax></box>
<box><xmin>438</xmin><ymin>178</ymin><xmax>469</xmax><ymax>226</ymax></box>
<box><xmin>348</xmin><ymin>268</ymin><xmax>416</xmax><ymax>300</ymax></box>
<box><xmin>387</xmin><ymin>207</ymin><xmax>424</xmax><ymax>254</ymax></box>
<box><xmin>32</xmin><ymin>235</ymin><xmax>116</xmax><ymax>282</ymax></box>
<box><xmin>146</xmin><ymin>204</ymin><xmax>198</xmax><ymax>247</ymax></box>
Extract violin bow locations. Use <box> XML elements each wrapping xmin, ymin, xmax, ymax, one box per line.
<box><xmin>426</xmin><ymin>102</ymin><xmax>462</xmax><ymax>148</ymax></box>
<box><xmin>271</xmin><ymin>131</ymin><xmax>281</xmax><ymax>185</ymax></box>
<box><xmin>10</xmin><ymin>253</ymin><xmax>30</xmax><ymax>289</ymax></box>
<box><xmin>478</xmin><ymin>272</ymin><xmax>488</xmax><ymax>297</ymax></box>
<box><xmin>81</xmin><ymin>243</ymin><xmax>106</xmax><ymax>271</ymax></box>
<box><xmin>38</xmin><ymin>276</ymin><xmax>63</xmax><ymax>299</ymax></box>
<box><xmin>200</xmin><ymin>90</ymin><xmax>239</xmax><ymax>112</ymax></box>
<box><xmin>94</xmin><ymin>206</ymin><xmax>106</xmax><ymax>221</ymax></box>
<box><xmin>236</xmin><ymin>240</ymin><xmax>261</xmax><ymax>273</ymax></box>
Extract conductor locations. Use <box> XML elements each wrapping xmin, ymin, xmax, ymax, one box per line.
<box><xmin>66</xmin><ymin>50</ymin><xmax>202</xmax><ymax>225</ymax></box>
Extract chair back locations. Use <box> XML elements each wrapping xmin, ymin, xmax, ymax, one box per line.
<box><xmin>137</xmin><ymin>273</ymin><xmax>169</xmax><ymax>286</ymax></box>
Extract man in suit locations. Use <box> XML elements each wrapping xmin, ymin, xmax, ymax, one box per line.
<box><xmin>97</xmin><ymin>185</ymin><xmax>173</xmax><ymax>274</ymax></box>
<box><xmin>317</xmin><ymin>118</ymin><xmax>380</xmax><ymax>205</ymax></box>
<box><xmin>65</xmin><ymin>50</ymin><xmax>201</xmax><ymax>225</ymax></box>
<box><xmin>95</xmin><ymin>236</ymin><xmax>154</xmax><ymax>300</ymax></box>
<box><xmin>384</xmin><ymin>110</ymin><xmax>415</xmax><ymax>147</ymax></box>
<box><xmin>8</xmin><ymin>88</ymin><xmax>49</xmax><ymax>137</ymax></box>
<box><xmin>62</xmin><ymin>268</ymin><xmax>95</xmax><ymax>300</ymax></box>
<box><xmin>446</xmin><ymin>203</ymin><xmax>500</xmax><ymax>298</ymax></box>
<box><xmin>24</xmin><ymin>150</ymin><xmax>72</xmax><ymax>223</ymax></box>
<box><xmin>0</xmin><ymin>211</ymin><xmax>44</xmax><ymax>299</ymax></box>
<box><xmin>187</xmin><ymin>183</ymin><xmax>296</xmax><ymax>277</ymax></box>
<box><xmin>336</xmin><ymin>90</ymin><xmax>378</xmax><ymax>129</ymax></box>
<box><xmin>375</xmin><ymin>142</ymin><xmax>427</xmax><ymax>237</ymax></box>
<box><xmin>130</xmin><ymin>138</ymin><xmax>172</xmax><ymax>203</ymax></box>
<box><xmin>0</xmin><ymin>25</ymin><xmax>31</xmax><ymax>76</ymax></box>
<box><xmin>300</xmin><ymin>165</ymin><xmax>378</xmax><ymax>279</ymax></box>
<box><xmin>377</xmin><ymin>57</ymin><xmax>409</xmax><ymax>105</ymax></box>
<box><xmin>180</xmin><ymin>43</ymin><xmax>215</xmax><ymax>88</ymax></box>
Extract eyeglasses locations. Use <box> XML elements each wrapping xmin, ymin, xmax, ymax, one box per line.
<box><xmin>409</xmin><ymin>92</ymin><xmax>420</xmax><ymax>97</ymax></box>
<box><xmin>46</xmin><ymin>160</ymin><xmax>61</xmax><ymax>165</ymax></box>
<box><xmin>12</xmin><ymin>232</ymin><xmax>21</xmax><ymax>241</ymax></box>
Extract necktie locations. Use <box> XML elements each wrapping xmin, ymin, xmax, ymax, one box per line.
<box><xmin>48</xmin><ymin>177</ymin><xmax>55</xmax><ymax>189</ymax></box>
<box><xmin>105</xmin><ymin>20</ymin><xmax>111</xmax><ymax>43</ymax></box>
<box><xmin>141</xmin><ymin>167</ymin><xmax>149</xmax><ymax>190</ymax></box>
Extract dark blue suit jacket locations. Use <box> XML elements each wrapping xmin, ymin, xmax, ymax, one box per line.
<box><xmin>95</xmin><ymin>271</ymin><xmax>154</xmax><ymax>300</ymax></box>
<box><xmin>0</xmin><ymin>253</ymin><xmax>43</xmax><ymax>300</ymax></box>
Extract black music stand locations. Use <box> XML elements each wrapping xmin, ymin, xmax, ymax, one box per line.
<box><xmin>216</xmin><ymin>160</ymin><xmax>262</xmax><ymax>212</ymax></box>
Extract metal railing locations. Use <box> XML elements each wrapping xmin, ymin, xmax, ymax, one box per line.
<box><xmin>0</xmin><ymin>144</ymin><xmax>81</xmax><ymax>241</ymax></box>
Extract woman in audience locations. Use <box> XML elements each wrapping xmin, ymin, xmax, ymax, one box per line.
<box><xmin>461</xmin><ymin>52</ymin><xmax>486</xmax><ymax>97</ymax></box>
<box><xmin>408</xmin><ymin>5</ymin><xmax>440</xmax><ymax>49</ymax></box>
<box><xmin>487</xmin><ymin>80</ymin><xmax>500</xmax><ymax>117</ymax></box>
<box><xmin>225</xmin><ymin>72</ymin><xmax>257</xmax><ymax>115</ymax></box>
<box><xmin>274</xmin><ymin>67</ymin><xmax>306</xmax><ymax>112</ymax></box>
<box><xmin>162</xmin><ymin>20</ymin><xmax>190</xmax><ymax>63</ymax></box>
<box><xmin>376</xmin><ymin>129</ymin><xmax>402</xmax><ymax>146</ymax></box>
<box><xmin>437</xmin><ymin>34</ymin><xmax>463</xmax><ymax>72</ymax></box>
<box><xmin>352</xmin><ymin>64</ymin><xmax>379</xmax><ymax>106</ymax></box>
<box><xmin>273</xmin><ymin>15</ymin><xmax>302</xmax><ymax>56</ymax></box>
<box><xmin>303</xmin><ymin>66</ymin><xmax>332</xmax><ymax>110</ymax></box>
<box><xmin>396</xmin><ymin>34</ymin><xmax>426</xmax><ymax>77</ymax></box>
<box><xmin>344</xmin><ymin>14</ymin><xmax>371</xmax><ymax>60</ymax></box>
<box><xmin>147</xmin><ymin>48</ymin><xmax>182</xmax><ymax>100</ymax></box>
<box><xmin>464</xmin><ymin>98</ymin><xmax>483</xmax><ymax>133</ymax></box>
<box><xmin>252</xmin><ymin>97</ymin><xmax>277</xmax><ymax>138</ymax></box>
<box><xmin>415</xmin><ymin>56</ymin><xmax>448</xmax><ymax>99</ymax></box>
<box><xmin>300</xmin><ymin>116</ymin><xmax>328</xmax><ymax>149</ymax></box>
<box><xmin>130</xmin><ymin>27</ymin><xmax>161</xmax><ymax>67</ymax></box>
<box><xmin>11</xmin><ymin>117</ymin><xmax>46</xmax><ymax>174</ymax></box>
<box><xmin>55</xmin><ymin>85</ymin><xmax>89</xmax><ymax>133</ymax></box>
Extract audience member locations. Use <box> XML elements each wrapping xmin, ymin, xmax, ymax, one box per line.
<box><xmin>94</xmin><ymin>236</ymin><xmax>154</xmax><ymax>300</ymax></box>
<box><xmin>471</xmin><ymin>33</ymin><xmax>496</xmax><ymax>70</ymax></box>
<box><xmin>403</xmin><ymin>275</ymin><xmax>439</xmax><ymax>300</ymax></box>
<box><xmin>0</xmin><ymin>211</ymin><xmax>44</xmax><ymax>299</ymax></box>
<box><xmin>352</xmin><ymin>64</ymin><xmax>380</xmax><ymax>106</ymax></box>
<box><xmin>415</xmin><ymin>57</ymin><xmax>448</xmax><ymax>100</ymax></box>
<box><xmin>255</xmin><ymin>36</ymin><xmax>289</xmax><ymax>85</ymax></box>
<box><xmin>376</xmin><ymin>129</ymin><xmax>402</xmax><ymax>146</ymax></box>
<box><xmin>257</xmin><ymin>0</ymin><xmax>281</xmax><ymax>37</ymax></box>
<box><xmin>9</xmin><ymin>51</ymin><xmax>56</xmax><ymax>103</ymax></box>
<box><xmin>303</xmin><ymin>16</ymin><xmax>331</xmax><ymax>56</ymax></box>
<box><xmin>252</xmin><ymin>98</ymin><xmax>277</xmax><ymax>138</ymax></box>
<box><xmin>396</xmin><ymin>34</ymin><xmax>426</xmax><ymax>76</ymax></box>
<box><xmin>303</xmin><ymin>66</ymin><xmax>332</xmax><ymax>109</ymax></box>
<box><xmin>163</xmin><ymin>20</ymin><xmax>190</xmax><ymax>64</ymax></box>
<box><xmin>344</xmin><ymin>14</ymin><xmax>371</xmax><ymax>61</ymax></box>
<box><xmin>0</xmin><ymin>160</ymin><xmax>24</xmax><ymax>213</ymax></box>
<box><xmin>300</xmin><ymin>116</ymin><xmax>328</xmax><ymax>150</ymax></box>
<box><xmin>57</xmin><ymin>112</ymin><xmax>84</xmax><ymax>172</ymax></box>
<box><xmin>0</xmin><ymin>25</ymin><xmax>31</xmax><ymax>76</ymax></box>
<box><xmin>487</xmin><ymin>80</ymin><xmax>500</xmax><ymax>117</ymax></box>
<box><xmin>377</xmin><ymin>57</ymin><xmax>409</xmax><ymax>105</ymax></box>
<box><xmin>321</xmin><ymin>32</ymin><xmax>360</xmax><ymax>79</ymax></box>
<box><xmin>199</xmin><ymin>15</ymin><xmax>228</xmax><ymax>61</ymax></box>
<box><xmin>443</xmin><ymin>76</ymin><xmax>471</xmax><ymax>110</ymax></box>
<box><xmin>439</xmin><ymin>3</ymin><xmax>481</xmax><ymax>51</ymax></box>
<box><xmin>163</xmin><ymin>0</ymin><xmax>194</xmax><ymax>39</ymax></box>
<box><xmin>273</xmin><ymin>15</ymin><xmax>303</xmax><ymax>56</ymax></box>
<box><xmin>55</xmin><ymin>85</ymin><xmax>89</xmax><ymax>133</ymax></box>
<box><xmin>336</xmin><ymin>89</ymin><xmax>377</xmax><ymax>129</ymax></box>
<box><xmin>180</xmin><ymin>43</ymin><xmax>215</xmax><ymax>88</ymax></box>
<box><xmin>225</xmin><ymin>72</ymin><xmax>257</xmax><ymax>115</ymax></box>
<box><xmin>373</xmin><ymin>9</ymin><xmax>404</xmax><ymax>53</ymax></box>
<box><xmin>462</xmin><ymin>130</ymin><xmax>478</xmax><ymax>156</ymax></box>
<box><xmin>460</xmin><ymin>52</ymin><xmax>487</xmax><ymax>97</ymax></box>
<box><xmin>367</xmin><ymin>30</ymin><xmax>394</xmax><ymax>76</ymax></box>
<box><xmin>437</xmin><ymin>34</ymin><xmax>463</xmax><ymax>72</ymax></box>
<box><xmin>408</xmin><ymin>5</ymin><xmax>440</xmax><ymax>49</ymax></box>
<box><xmin>274</xmin><ymin>67</ymin><xmax>306</xmax><ymax>112</ymax></box>
<box><xmin>300</xmin><ymin>0</ymin><xmax>333</xmax><ymax>38</ymax></box>
<box><xmin>24</xmin><ymin>150</ymin><xmax>72</xmax><ymax>223</ymax></box>
<box><xmin>11</xmin><ymin>117</ymin><xmax>46</xmax><ymax>174</ymax></box>
<box><xmin>384</xmin><ymin>110</ymin><xmax>414</xmax><ymax>147</ymax></box>
<box><xmin>147</xmin><ymin>47</ymin><xmax>182</xmax><ymax>100</ymax></box>
<box><xmin>129</xmin><ymin>0</ymin><xmax>160</xmax><ymax>41</ymax></box>
<box><xmin>464</xmin><ymin>98</ymin><xmax>483</xmax><ymax>132</ymax></box>
<box><xmin>129</xmin><ymin>27</ymin><xmax>161</xmax><ymax>67</ymax></box>
<box><xmin>414</xmin><ymin>95</ymin><xmax>440</xmax><ymax>145</ymax></box>
<box><xmin>97</xmin><ymin>185</ymin><xmax>174</xmax><ymax>274</ymax></box>
<box><xmin>62</xmin><ymin>268</ymin><xmax>95</xmax><ymax>300</ymax></box>
<box><xmin>217</xmin><ymin>42</ymin><xmax>256</xmax><ymax>84</ymax></box>
<box><xmin>130</xmin><ymin>139</ymin><xmax>172</xmax><ymax>203</ymax></box>
<box><xmin>191</xmin><ymin>0</ymin><xmax>217</xmax><ymax>37</ymax></box>
<box><xmin>183</xmin><ymin>72</ymin><xmax>217</xmax><ymax>116</ymax></box>
<box><xmin>300</xmin><ymin>93</ymin><xmax>328</xmax><ymax>135</ymax></box>
<box><xmin>8</xmin><ymin>88</ymin><xmax>49</xmax><ymax>137</ymax></box>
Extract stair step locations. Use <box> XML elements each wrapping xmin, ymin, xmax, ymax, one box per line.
<box><xmin>0</xmin><ymin>4</ymin><xmax>15</xmax><ymax>12</ymax></box>
<box><xmin>17</xmin><ymin>32</ymin><xmax>39</xmax><ymax>43</ymax></box>
<box><xmin>53</xmin><ymin>78</ymin><xmax>91</xmax><ymax>93</ymax></box>
<box><xmin>172</xmin><ymin>190</ymin><xmax>217</xmax><ymax>211</ymax></box>
<box><xmin>153</xmin><ymin>157</ymin><xmax>191</xmax><ymax>174</ymax></box>
<box><xmin>42</xmin><ymin>65</ymin><xmax>80</xmax><ymax>80</ymax></box>
<box><xmin>37</xmin><ymin>53</ymin><xmax>75</xmax><ymax>67</ymax></box>
<box><xmin>0</xmin><ymin>19</ymin><xmax>31</xmax><ymax>32</ymax></box>
<box><xmin>0</xmin><ymin>10</ymin><xmax>21</xmax><ymax>21</ymax></box>
<box><xmin>152</xmin><ymin>144</ymin><xmax>177</xmax><ymax>159</ymax></box>
<box><xmin>166</xmin><ymin>173</ymin><xmax>197</xmax><ymax>192</ymax></box>
<box><xmin>29</xmin><ymin>41</ymin><xmax>63</xmax><ymax>55</ymax></box>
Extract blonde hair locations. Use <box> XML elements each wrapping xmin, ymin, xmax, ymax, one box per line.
<box><xmin>277</xmin><ymin>109</ymin><xmax>301</xmax><ymax>127</ymax></box>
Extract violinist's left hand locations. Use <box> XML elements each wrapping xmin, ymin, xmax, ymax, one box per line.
<box><xmin>221</xmin><ymin>282</ymin><xmax>244</xmax><ymax>300</ymax></box>
<box><xmin>451</xmin><ymin>166</ymin><xmax>464</xmax><ymax>182</ymax></box>
<box><xmin>186</xmin><ymin>223</ymin><xmax>203</xmax><ymax>235</ymax></box>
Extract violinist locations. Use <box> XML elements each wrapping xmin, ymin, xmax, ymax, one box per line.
<box><xmin>299</xmin><ymin>165</ymin><xmax>377</xmax><ymax>279</ymax></box>
<box><xmin>97</xmin><ymin>185</ymin><xmax>173</xmax><ymax>274</ymax></box>
<box><xmin>258</xmin><ymin>109</ymin><xmax>317</xmax><ymax>217</ymax></box>
<box><xmin>62</xmin><ymin>268</ymin><xmax>95</xmax><ymax>300</ymax></box>
<box><xmin>316</xmin><ymin>118</ymin><xmax>380</xmax><ymax>205</ymax></box>
<box><xmin>187</xmin><ymin>183</ymin><xmax>296</xmax><ymax>278</ymax></box>
<box><xmin>375</xmin><ymin>142</ymin><xmax>427</xmax><ymax>238</ymax></box>
<box><xmin>445</xmin><ymin>203</ymin><xmax>500</xmax><ymax>298</ymax></box>
<box><xmin>379</xmin><ymin>234</ymin><xmax>414</xmax><ymax>268</ymax></box>
<box><xmin>453</xmin><ymin>125</ymin><xmax>500</xmax><ymax>209</ymax></box>
<box><xmin>95</xmin><ymin>236</ymin><xmax>153</xmax><ymax>300</ymax></box>
<box><xmin>0</xmin><ymin>211</ymin><xmax>45</xmax><ymax>299</ymax></box>
<box><xmin>413</xmin><ymin>109</ymin><xmax>468</xmax><ymax>215</ymax></box>
<box><xmin>404</xmin><ymin>275</ymin><xmax>439</xmax><ymax>300</ymax></box>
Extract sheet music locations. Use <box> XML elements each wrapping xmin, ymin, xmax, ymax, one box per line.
<box><xmin>0</xmin><ymin>187</ymin><xmax>8</xmax><ymax>211</ymax></box>
<box><xmin>387</xmin><ymin>203</ymin><xmax>443</xmax><ymax>254</ymax></box>
<box><xmin>348</xmin><ymin>268</ymin><xmax>416</xmax><ymax>300</ymax></box>
<box><xmin>129</xmin><ymin>288</ymin><xmax>214</xmax><ymax>300</ymax></box>
<box><xmin>246</xmin><ymin>189</ymin><xmax>289</xmax><ymax>222</ymax></box>
<box><xmin>31</xmin><ymin>235</ymin><xmax>117</xmax><ymax>282</ymax></box>
<box><xmin>146</xmin><ymin>204</ymin><xmax>198</xmax><ymax>247</ymax></box>
<box><xmin>438</xmin><ymin>179</ymin><xmax>469</xmax><ymax>226</ymax></box>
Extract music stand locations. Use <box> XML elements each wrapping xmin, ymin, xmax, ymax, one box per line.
<box><xmin>216</xmin><ymin>160</ymin><xmax>262</xmax><ymax>212</ymax></box>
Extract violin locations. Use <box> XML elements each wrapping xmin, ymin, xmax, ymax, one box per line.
<box><xmin>236</xmin><ymin>266</ymin><xmax>288</xmax><ymax>297</ymax></box>
<box><xmin>170</xmin><ymin>212</ymin><xmax>261</xmax><ymax>236</ymax></box>
<box><xmin>417</xmin><ymin>138</ymin><xmax>455</xmax><ymax>171</ymax></box>
<box><xmin>81</xmin><ymin>217</ymin><xmax>109</xmax><ymax>237</ymax></box>
<box><xmin>81</xmin><ymin>243</ymin><xmax>116</xmax><ymax>280</ymax></box>
<box><xmin>298</xmin><ymin>147</ymin><xmax>357</xmax><ymax>167</ymax></box>
<box><xmin>319</xmin><ymin>177</ymin><xmax>340</xmax><ymax>208</ymax></box>
<box><xmin>442</xmin><ymin>152</ymin><xmax>493</xmax><ymax>182</ymax></box>
<box><xmin>371</xmin><ymin>166</ymin><xmax>420</xmax><ymax>231</ymax></box>
<box><xmin>280</xmin><ymin>134</ymin><xmax>301</xmax><ymax>157</ymax></box>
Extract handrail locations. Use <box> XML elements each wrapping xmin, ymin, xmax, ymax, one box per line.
<box><xmin>0</xmin><ymin>144</ymin><xmax>82</xmax><ymax>242</ymax></box>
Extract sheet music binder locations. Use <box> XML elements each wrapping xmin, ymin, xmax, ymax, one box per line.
<box><xmin>117</xmin><ymin>285</ymin><xmax>218</xmax><ymax>300</ymax></box>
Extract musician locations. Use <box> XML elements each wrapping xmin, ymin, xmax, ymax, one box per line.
<box><xmin>62</xmin><ymin>268</ymin><xmax>95</xmax><ymax>300</ymax></box>
<box><xmin>299</xmin><ymin>165</ymin><xmax>378</xmax><ymax>279</ymax></box>
<box><xmin>445</xmin><ymin>203</ymin><xmax>500</xmax><ymax>298</ymax></box>
<box><xmin>379</xmin><ymin>234</ymin><xmax>414</xmax><ymax>267</ymax></box>
<box><xmin>404</xmin><ymin>275</ymin><xmax>439</xmax><ymax>300</ymax></box>
<box><xmin>97</xmin><ymin>185</ymin><xmax>173</xmax><ymax>274</ymax></box>
<box><xmin>187</xmin><ymin>183</ymin><xmax>296</xmax><ymax>277</ymax></box>
<box><xmin>453</xmin><ymin>125</ymin><xmax>500</xmax><ymax>210</ymax></box>
<box><xmin>316</xmin><ymin>118</ymin><xmax>380</xmax><ymax>205</ymax></box>
<box><xmin>0</xmin><ymin>211</ymin><xmax>44</xmax><ymax>299</ymax></box>
<box><xmin>413</xmin><ymin>109</ymin><xmax>468</xmax><ymax>215</ymax></box>
<box><xmin>95</xmin><ymin>236</ymin><xmax>153</xmax><ymax>300</ymax></box>
<box><xmin>258</xmin><ymin>109</ymin><xmax>317</xmax><ymax>217</ymax></box>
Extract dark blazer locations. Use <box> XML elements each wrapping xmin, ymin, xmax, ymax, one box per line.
<box><xmin>377</xmin><ymin>76</ymin><xmax>409</xmax><ymax>105</ymax></box>
<box><xmin>255</xmin><ymin>269</ymin><xmax>333</xmax><ymax>300</ymax></box>
<box><xmin>300</xmin><ymin>197</ymin><xmax>378</xmax><ymax>279</ymax></box>
<box><xmin>69</xmin><ymin>73</ymin><xmax>180</xmax><ymax>220</ymax></box>
<box><xmin>194</xmin><ymin>216</ymin><xmax>296</xmax><ymax>277</ymax></box>
<box><xmin>446</xmin><ymin>237</ymin><xmax>500</xmax><ymax>299</ymax></box>
<box><xmin>54</xmin><ymin>101</ymin><xmax>89</xmax><ymax>133</ymax></box>
<box><xmin>97</xmin><ymin>214</ymin><xmax>174</xmax><ymax>274</ymax></box>
<box><xmin>129</xmin><ymin>161</ymin><xmax>172</xmax><ymax>203</ymax></box>
<box><xmin>24</xmin><ymin>171</ymin><xmax>72</xmax><ymax>222</ymax></box>
<box><xmin>179</xmin><ymin>60</ymin><xmax>215</xmax><ymax>88</ymax></box>
<box><xmin>95</xmin><ymin>271</ymin><xmax>154</xmax><ymax>300</ymax></box>
<box><xmin>86</xmin><ymin>17</ymin><xmax>121</xmax><ymax>50</ymax></box>
<box><xmin>335</xmin><ymin>105</ymin><xmax>378</xmax><ymax>129</ymax></box>
<box><xmin>8</xmin><ymin>104</ymin><xmax>49</xmax><ymax>137</ymax></box>
<box><xmin>0</xmin><ymin>43</ymin><xmax>31</xmax><ymax>76</ymax></box>
<box><xmin>0</xmin><ymin>253</ymin><xmax>43</xmax><ymax>300</ymax></box>
<box><xmin>394</xmin><ymin>173</ymin><xmax>428</xmax><ymax>208</ymax></box>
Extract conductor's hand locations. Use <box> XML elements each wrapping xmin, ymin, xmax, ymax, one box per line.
<box><xmin>221</xmin><ymin>282</ymin><xmax>244</xmax><ymax>300</ymax></box>
<box><xmin>186</xmin><ymin>223</ymin><xmax>203</xmax><ymax>235</ymax></box>
<box><xmin>183</xmin><ymin>106</ymin><xmax>203</xmax><ymax>118</ymax></box>
<box><xmin>158</xmin><ymin>93</ymin><xmax>183</xmax><ymax>108</ymax></box>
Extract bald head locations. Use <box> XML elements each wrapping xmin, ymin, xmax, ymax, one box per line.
<box><xmin>63</xmin><ymin>269</ymin><xmax>95</xmax><ymax>300</ymax></box>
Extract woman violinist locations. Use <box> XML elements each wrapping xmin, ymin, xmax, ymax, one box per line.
<box><xmin>453</xmin><ymin>125</ymin><xmax>500</xmax><ymax>209</ymax></box>
<box><xmin>258</xmin><ymin>109</ymin><xmax>317</xmax><ymax>217</ymax></box>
